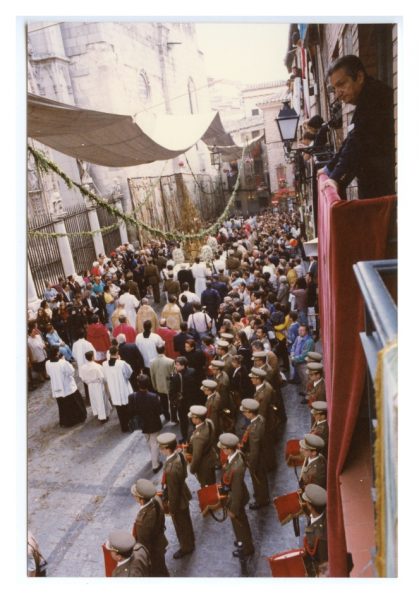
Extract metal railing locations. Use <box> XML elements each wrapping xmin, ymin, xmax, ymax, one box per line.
<box><xmin>353</xmin><ymin>259</ymin><xmax>397</xmax><ymax>578</ymax></box>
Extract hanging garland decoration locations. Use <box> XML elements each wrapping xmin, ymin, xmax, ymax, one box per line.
<box><xmin>27</xmin><ymin>143</ymin><xmax>245</xmax><ymax>242</ymax></box>
<box><xmin>28</xmin><ymin>221</ymin><xmax>121</xmax><ymax>238</ymax></box>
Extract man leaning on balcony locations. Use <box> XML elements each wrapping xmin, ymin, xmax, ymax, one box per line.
<box><xmin>320</xmin><ymin>54</ymin><xmax>395</xmax><ymax>200</ymax></box>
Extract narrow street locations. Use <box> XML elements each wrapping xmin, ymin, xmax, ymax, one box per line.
<box><xmin>28</xmin><ymin>362</ymin><xmax>310</xmax><ymax>577</ymax></box>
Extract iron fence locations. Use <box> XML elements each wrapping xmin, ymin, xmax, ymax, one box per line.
<box><xmin>28</xmin><ymin>213</ymin><xmax>64</xmax><ymax>297</ymax></box>
<box><xmin>62</xmin><ymin>204</ymin><xmax>97</xmax><ymax>275</ymax></box>
<box><xmin>96</xmin><ymin>203</ymin><xmax>121</xmax><ymax>255</ymax></box>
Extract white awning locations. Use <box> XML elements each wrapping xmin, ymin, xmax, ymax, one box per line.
<box><xmin>27</xmin><ymin>93</ymin><xmax>238</xmax><ymax>167</ymax></box>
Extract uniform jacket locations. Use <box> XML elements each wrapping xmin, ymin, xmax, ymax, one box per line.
<box><xmin>307</xmin><ymin>379</ymin><xmax>326</xmax><ymax>405</ymax></box>
<box><xmin>254</xmin><ymin>381</ymin><xmax>276</xmax><ymax>432</ymax></box>
<box><xmin>300</xmin><ymin>454</ymin><xmax>327</xmax><ymax>489</ymax></box>
<box><xmin>134</xmin><ymin>497</ymin><xmax>168</xmax><ymax>556</ymax></box>
<box><xmin>241</xmin><ymin>415</ymin><xmax>266</xmax><ymax>472</ymax></box>
<box><xmin>304</xmin><ymin>512</ymin><xmax>328</xmax><ymax>566</ymax></box>
<box><xmin>188</xmin><ymin>420</ymin><xmax>217</xmax><ymax>476</ymax></box>
<box><xmin>205</xmin><ymin>391</ymin><xmax>223</xmax><ymax>438</ymax></box>
<box><xmin>111</xmin><ymin>544</ymin><xmax>151</xmax><ymax>577</ymax></box>
<box><xmin>163</xmin><ymin>451</ymin><xmax>192</xmax><ymax>513</ymax></box>
<box><xmin>222</xmin><ymin>451</ymin><xmax>250</xmax><ymax>515</ymax></box>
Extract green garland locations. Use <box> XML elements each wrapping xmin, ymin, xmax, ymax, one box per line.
<box><xmin>27</xmin><ymin>144</ymin><xmax>245</xmax><ymax>242</ymax></box>
<box><xmin>28</xmin><ymin>221</ymin><xmax>121</xmax><ymax>238</ymax></box>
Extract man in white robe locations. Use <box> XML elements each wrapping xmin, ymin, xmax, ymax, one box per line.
<box><xmin>118</xmin><ymin>287</ymin><xmax>140</xmax><ymax>329</ymax></box>
<box><xmin>191</xmin><ymin>258</ymin><xmax>210</xmax><ymax>298</ymax></box>
<box><xmin>103</xmin><ymin>346</ymin><xmax>133</xmax><ymax>432</ymax></box>
<box><xmin>45</xmin><ymin>348</ymin><xmax>87</xmax><ymax>427</ymax></box>
<box><xmin>72</xmin><ymin>331</ymin><xmax>97</xmax><ymax>402</ymax></box>
<box><xmin>79</xmin><ymin>351</ymin><xmax>111</xmax><ymax>423</ymax></box>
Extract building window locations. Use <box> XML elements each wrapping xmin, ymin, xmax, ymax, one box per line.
<box><xmin>251</xmin><ymin>108</ymin><xmax>259</xmax><ymax>116</ymax></box>
<box><xmin>342</xmin><ymin>26</ymin><xmax>354</xmax><ymax>56</ymax></box>
<box><xmin>252</xmin><ymin>130</ymin><xmax>260</xmax><ymax>138</ymax></box>
<box><xmin>188</xmin><ymin>77</ymin><xmax>199</xmax><ymax>114</ymax></box>
<box><xmin>138</xmin><ymin>70</ymin><xmax>151</xmax><ymax>103</ymax></box>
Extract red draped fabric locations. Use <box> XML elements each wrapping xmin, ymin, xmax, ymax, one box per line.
<box><xmin>317</xmin><ymin>173</ymin><xmax>396</xmax><ymax>577</ymax></box>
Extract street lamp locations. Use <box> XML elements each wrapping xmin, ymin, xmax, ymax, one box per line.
<box><xmin>275</xmin><ymin>100</ymin><xmax>300</xmax><ymax>154</ymax></box>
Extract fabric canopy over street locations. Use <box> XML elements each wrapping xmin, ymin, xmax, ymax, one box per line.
<box><xmin>27</xmin><ymin>93</ymin><xmax>240</xmax><ymax>167</ymax></box>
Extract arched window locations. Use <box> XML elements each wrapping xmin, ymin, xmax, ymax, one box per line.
<box><xmin>187</xmin><ymin>77</ymin><xmax>198</xmax><ymax>114</ymax></box>
<box><xmin>138</xmin><ymin>70</ymin><xmax>151</xmax><ymax>104</ymax></box>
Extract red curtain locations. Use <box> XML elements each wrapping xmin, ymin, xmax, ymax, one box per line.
<box><xmin>317</xmin><ymin>174</ymin><xmax>396</xmax><ymax>577</ymax></box>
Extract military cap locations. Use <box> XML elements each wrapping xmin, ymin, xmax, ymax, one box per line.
<box><xmin>217</xmin><ymin>432</ymin><xmax>240</xmax><ymax>449</ymax></box>
<box><xmin>216</xmin><ymin>340</ymin><xmax>229</xmax><ymax>348</ymax></box>
<box><xmin>106</xmin><ymin>530</ymin><xmax>136</xmax><ymax>555</ymax></box>
<box><xmin>188</xmin><ymin>405</ymin><xmax>207</xmax><ymax>419</ymax></box>
<box><xmin>311</xmin><ymin>401</ymin><xmax>328</xmax><ymax>414</ymax></box>
<box><xmin>252</xmin><ymin>351</ymin><xmax>268</xmax><ymax>359</ymax></box>
<box><xmin>306</xmin><ymin>351</ymin><xmax>323</xmax><ymax>362</ymax></box>
<box><xmin>201</xmin><ymin>379</ymin><xmax>217</xmax><ymax>390</ymax></box>
<box><xmin>249</xmin><ymin>367</ymin><xmax>267</xmax><ymax>378</ymax></box>
<box><xmin>302</xmin><ymin>484</ymin><xmax>327</xmax><ymax>508</ymax></box>
<box><xmin>240</xmin><ymin>398</ymin><xmax>260</xmax><ymax>413</ymax></box>
<box><xmin>130</xmin><ymin>478</ymin><xmax>157</xmax><ymax>500</ymax></box>
<box><xmin>156</xmin><ymin>432</ymin><xmax>177</xmax><ymax>447</ymax></box>
<box><xmin>299</xmin><ymin>433</ymin><xmax>325</xmax><ymax>451</ymax></box>
<box><xmin>307</xmin><ymin>362</ymin><xmax>324</xmax><ymax>372</ymax></box>
<box><xmin>211</xmin><ymin>359</ymin><xmax>225</xmax><ymax>368</ymax></box>
<box><xmin>220</xmin><ymin>333</ymin><xmax>235</xmax><ymax>341</ymax></box>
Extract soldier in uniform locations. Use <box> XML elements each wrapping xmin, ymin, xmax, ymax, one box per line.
<box><xmin>251</xmin><ymin>350</ymin><xmax>287</xmax><ymax>424</ymax></box>
<box><xmin>299</xmin><ymin>434</ymin><xmax>327</xmax><ymax>490</ymax></box>
<box><xmin>301</xmin><ymin>484</ymin><xmax>328</xmax><ymax>577</ymax></box>
<box><xmin>306</xmin><ymin>362</ymin><xmax>326</xmax><ymax>406</ymax></box>
<box><xmin>220</xmin><ymin>332</ymin><xmax>237</xmax><ymax>355</ymax></box>
<box><xmin>157</xmin><ymin>432</ymin><xmax>195</xmax><ymax>559</ymax></box>
<box><xmin>210</xmin><ymin>359</ymin><xmax>235</xmax><ymax>430</ymax></box>
<box><xmin>310</xmin><ymin>401</ymin><xmax>329</xmax><ymax>457</ymax></box>
<box><xmin>218</xmin><ymin>433</ymin><xmax>255</xmax><ymax>557</ymax></box>
<box><xmin>249</xmin><ymin>367</ymin><xmax>277</xmax><ymax>471</ymax></box>
<box><xmin>201</xmin><ymin>379</ymin><xmax>223</xmax><ymax>440</ymax></box>
<box><xmin>106</xmin><ymin>530</ymin><xmax>151</xmax><ymax>577</ymax></box>
<box><xmin>187</xmin><ymin>405</ymin><xmax>217</xmax><ymax>486</ymax></box>
<box><xmin>131</xmin><ymin>478</ymin><xmax>169</xmax><ymax>577</ymax></box>
<box><xmin>239</xmin><ymin>399</ymin><xmax>270</xmax><ymax>509</ymax></box>
<box><xmin>216</xmin><ymin>340</ymin><xmax>235</xmax><ymax>377</ymax></box>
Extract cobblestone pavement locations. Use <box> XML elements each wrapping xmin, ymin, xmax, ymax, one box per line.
<box><xmin>28</xmin><ymin>371</ymin><xmax>310</xmax><ymax>578</ymax></box>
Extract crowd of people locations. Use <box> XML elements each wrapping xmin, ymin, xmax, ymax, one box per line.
<box><xmin>28</xmin><ymin>207</ymin><xmax>329</xmax><ymax>577</ymax></box>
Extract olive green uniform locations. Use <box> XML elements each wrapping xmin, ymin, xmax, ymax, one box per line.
<box><xmin>222</xmin><ymin>451</ymin><xmax>254</xmax><ymax>556</ymax></box>
<box><xmin>163</xmin><ymin>451</ymin><xmax>195</xmax><ymax>554</ymax></box>
<box><xmin>188</xmin><ymin>419</ymin><xmax>217</xmax><ymax>486</ymax></box>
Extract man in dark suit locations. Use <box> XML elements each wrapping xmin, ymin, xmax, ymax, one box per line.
<box><xmin>168</xmin><ymin>356</ymin><xmax>199</xmax><ymax>443</ymax></box>
<box><xmin>128</xmin><ymin>374</ymin><xmax>163</xmax><ymax>473</ymax></box>
<box><xmin>322</xmin><ymin>54</ymin><xmax>395</xmax><ymax>199</ymax></box>
<box><xmin>173</xmin><ymin>322</ymin><xmax>191</xmax><ymax>357</ymax></box>
<box><xmin>116</xmin><ymin>333</ymin><xmax>144</xmax><ymax>390</ymax></box>
<box><xmin>200</xmin><ymin>281</ymin><xmax>221</xmax><ymax>320</ymax></box>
